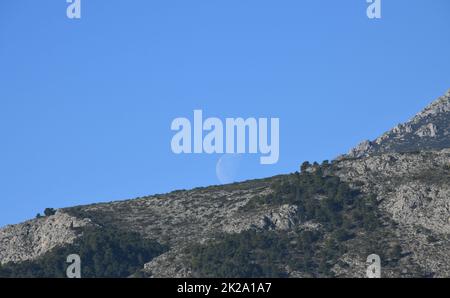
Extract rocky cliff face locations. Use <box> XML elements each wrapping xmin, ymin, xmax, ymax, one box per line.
<box><xmin>335</xmin><ymin>150</ymin><xmax>450</xmax><ymax>234</ymax></box>
<box><xmin>0</xmin><ymin>211</ymin><xmax>92</xmax><ymax>265</ymax></box>
<box><xmin>332</xmin><ymin>149</ymin><xmax>450</xmax><ymax>277</ymax></box>
<box><xmin>347</xmin><ymin>89</ymin><xmax>450</xmax><ymax>158</ymax></box>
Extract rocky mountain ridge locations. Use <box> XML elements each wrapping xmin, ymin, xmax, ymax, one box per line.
<box><xmin>347</xmin><ymin>89</ymin><xmax>450</xmax><ymax>158</ymax></box>
<box><xmin>1</xmin><ymin>89</ymin><xmax>449</xmax><ymax>278</ymax></box>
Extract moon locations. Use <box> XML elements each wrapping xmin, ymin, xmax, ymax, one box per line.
<box><xmin>216</xmin><ymin>154</ymin><xmax>242</xmax><ymax>184</ymax></box>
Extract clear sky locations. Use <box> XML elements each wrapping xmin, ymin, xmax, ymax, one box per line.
<box><xmin>1</xmin><ymin>0</ymin><xmax>449</xmax><ymax>227</ymax></box>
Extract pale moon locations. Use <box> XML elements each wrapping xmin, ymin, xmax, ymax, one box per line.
<box><xmin>216</xmin><ymin>154</ymin><xmax>242</xmax><ymax>184</ymax></box>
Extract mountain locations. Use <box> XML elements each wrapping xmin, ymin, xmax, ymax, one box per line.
<box><xmin>1</xmin><ymin>89</ymin><xmax>449</xmax><ymax>278</ymax></box>
<box><xmin>347</xmin><ymin>89</ymin><xmax>450</xmax><ymax>158</ymax></box>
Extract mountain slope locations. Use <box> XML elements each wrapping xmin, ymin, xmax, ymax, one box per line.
<box><xmin>333</xmin><ymin>149</ymin><xmax>450</xmax><ymax>277</ymax></box>
<box><xmin>1</xmin><ymin>89</ymin><xmax>449</xmax><ymax>278</ymax></box>
<box><xmin>347</xmin><ymin>89</ymin><xmax>450</xmax><ymax>158</ymax></box>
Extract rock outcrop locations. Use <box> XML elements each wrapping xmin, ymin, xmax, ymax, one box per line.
<box><xmin>332</xmin><ymin>150</ymin><xmax>450</xmax><ymax>277</ymax></box>
<box><xmin>334</xmin><ymin>149</ymin><xmax>450</xmax><ymax>234</ymax></box>
<box><xmin>0</xmin><ymin>211</ymin><xmax>92</xmax><ymax>264</ymax></box>
<box><xmin>346</xmin><ymin>89</ymin><xmax>450</xmax><ymax>158</ymax></box>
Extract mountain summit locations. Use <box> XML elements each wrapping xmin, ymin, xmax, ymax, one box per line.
<box><xmin>347</xmin><ymin>89</ymin><xmax>450</xmax><ymax>158</ymax></box>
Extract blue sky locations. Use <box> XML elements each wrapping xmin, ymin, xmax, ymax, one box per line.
<box><xmin>0</xmin><ymin>0</ymin><xmax>449</xmax><ymax>227</ymax></box>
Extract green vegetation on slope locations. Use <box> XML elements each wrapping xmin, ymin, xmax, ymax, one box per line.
<box><xmin>188</xmin><ymin>165</ymin><xmax>401</xmax><ymax>277</ymax></box>
<box><xmin>0</xmin><ymin>226</ymin><xmax>167</xmax><ymax>278</ymax></box>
